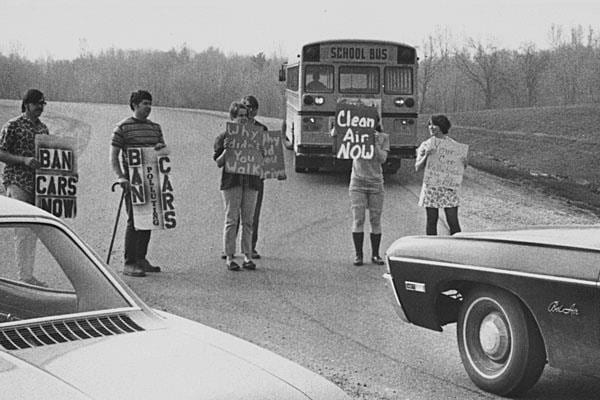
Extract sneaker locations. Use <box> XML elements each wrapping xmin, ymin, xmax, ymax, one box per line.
<box><xmin>227</xmin><ymin>261</ymin><xmax>241</xmax><ymax>271</ymax></box>
<box><xmin>250</xmin><ymin>250</ymin><xmax>261</xmax><ymax>259</ymax></box>
<box><xmin>22</xmin><ymin>276</ymin><xmax>48</xmax><ymax>287</ymax></box>
<box><xmin>123</xmin><ymin>263</ymin><xmax>146</xmax><ymax>277</ymax></box>
<box><xmin>353</xmin><ymin>256</ymin><xmax>363</xmax><ymax>266</ymax></box>
<box><xmin>242</xmin><ymin>260</ymin><xmax>256</xmax><ymax>270</ymax></box>
<box><xmin>138</xmin><ymin>259</ymin><xmax>161</xmax><ymax>273</ymax></box>
<box><xmin>371</xmin><ymin>255</ymin><xmax>385</xmax><ymax>265</ymax></box>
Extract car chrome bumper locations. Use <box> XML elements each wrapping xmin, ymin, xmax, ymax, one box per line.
<box><xmin>382</xmin><ymin>273</ymin><xmax>409</xmax><ymax>323</ymax></box>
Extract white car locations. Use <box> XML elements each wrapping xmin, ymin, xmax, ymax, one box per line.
<box><xmin>0</xmin><ymin>196</ymin><xmax>350</xmax><ymax>400</ymax></box>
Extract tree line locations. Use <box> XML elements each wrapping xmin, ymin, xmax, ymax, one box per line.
<box><xmin>1</xmin><ymin>25</ymin><xmax>599</xmax><ymax>117</ymax></box>
<box><xmin>419</xmin><ymin>25</ymin><xmax>600</xmax><ymax>113</ymax></box>
<box><xmin>0</xmin><ymin>46</ymin><xmax>286</xmax><ymax>117</ymax></box>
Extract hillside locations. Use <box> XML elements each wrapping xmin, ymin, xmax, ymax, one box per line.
<box><xmin>419</xmin><ymin>105</ymin><xmax>600</xmax><ymax>214</ymax></box>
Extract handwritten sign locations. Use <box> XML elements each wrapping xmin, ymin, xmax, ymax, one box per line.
<box><xmin>127</xmin><ymin>147</ymin><xmax>176</xmax><ymax>230</ymax></box>
<box><xmin>35</xmin><ymin>135</ymin><xmax>78</xmax><ymax>218</ymax></box>
<box><xmin>261</xmin><ymin>130</ymin><xmax>286</xmax><ymax>179</ymax></box>
<box><xmin>334</xmin><ymin>102</ymin><xmax>378</xmax><ymax>160</ymax></box>
<box><xmin>423</xmin><ymin>139</ymin><xmax>469</xmax><ymax>189</ymax></box>
<box><xmin>224</xmin><ymin>122</ymin><xmax>264</xmax><ymax>176</ymax></box>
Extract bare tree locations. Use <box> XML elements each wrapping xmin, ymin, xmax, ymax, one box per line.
<box><xmin>517</xmin><ymin>44</ymin><xmax>549</xmax><ymax>107</ymax></box>
<box><xmin>418</xmin><ymin>36</ymin><xmax>440</xmax><ymax>113</ymax></box>
<box><xmin>455</xmin><ymin>40</ymin><xmax>503</xmax><ymax>109</ymax></box>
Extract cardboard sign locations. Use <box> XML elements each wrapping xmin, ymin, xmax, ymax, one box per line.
<box><xmin>35</xmin><ymin>135</ymin><xmax>78</xmax><ymax>218</ymax></box>
<box><xmin>224</xmin><ymin>122</ymin><xmax>264</xmax><ymax>176</ymax></box>
<box><xmin>423</xmin><ymin>139</ymin><xmax>469</xmax><ymax>189</ymax></box>
<box><xmin>261</xmin><ymin>130</ymin><xmax>286</xmax><ymax>179</ymax></box>
<box><xmin>334</xmin><ymin>102</ymin><xmax>378</xmax><ymax>160</ymax></box>
<box><xmin>127</xmin><ymin>147</ymin><xmax>176</xmax><ymax>230</ymax></box>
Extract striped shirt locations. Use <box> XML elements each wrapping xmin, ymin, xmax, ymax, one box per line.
<box><xmin>111</xmin><ymin>116</ymin><xmax>164</xmax><ymax>172</ymax></box>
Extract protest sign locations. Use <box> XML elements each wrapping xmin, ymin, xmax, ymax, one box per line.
<box><xmin>127</xmin><ymin>147</ymin><xmax>176</xmax><ymax>230</ymax></box>
<box><xmin>35</xmin><ymin>135</ymin><xmax>78</xmax><ymax>218</ymax></box>
<box><xmin>261</xmin><ymin>130</ymin><xmax>286</xmax><ymax>179</ymax></box>
<box><xmin>224</xmin><ymin>122</ymin><xmax>264</xmax><ymax>176</ymax></box>
<box><xmin>334</xmin><ymin>101</ymin><xmax>378</xmax><ymax>160</ymax></box>
<box><xmin>423</xmin><ymin>139</ymin><xmax>469</xmax><ymax>189</ymax></box>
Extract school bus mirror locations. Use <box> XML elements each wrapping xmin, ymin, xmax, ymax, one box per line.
<box><xmin>279</xmin><ymin>66</ymin><xmax>286</xmax><ymax>82</ymax></box>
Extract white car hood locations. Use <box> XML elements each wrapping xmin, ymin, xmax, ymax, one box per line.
<box><xmin>1</xmin><ymin>312</ymin><xmax>349</xmax><ymax>400</ymax></box>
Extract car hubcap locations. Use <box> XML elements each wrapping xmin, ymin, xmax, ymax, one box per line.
<box><xmin>479</xmin><ymin>311</ymin><xmax>510</xmax><ymax>362</ymax></box>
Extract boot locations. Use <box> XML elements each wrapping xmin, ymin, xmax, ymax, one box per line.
<box><xmin>352</xmin><ymin>232</ymin><xmax>364</xmax><ymax>266</ymax></box>
<box><xmin>370</xmin><ymin>233</ymin><xmax>384</xmax><ymax>265</ymax></box>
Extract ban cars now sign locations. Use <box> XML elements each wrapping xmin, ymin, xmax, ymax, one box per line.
<box><xmin>127</xmin><ymin>146</ymin><xmax>176</xmax><ymax>230</ymax></box>
<box><xmin>35</xmin><ymin>135</ymin><xmax>78</xmax><ymax>218</ymax></box>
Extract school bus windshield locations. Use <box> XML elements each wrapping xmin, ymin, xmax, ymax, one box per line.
<box><xmin>304</xmin><ymin>65</ymin><xmax>333</xmax><ymax>92</ymax></box>
<box><xmin>339</xmin><ymin>66</ymin><xmax>380</xmax><ymax>94</ymax></box>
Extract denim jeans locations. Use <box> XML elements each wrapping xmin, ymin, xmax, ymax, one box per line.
<box><xmin>221</xmin><ymin>186</ymin><xmax>258</xmax><ymax>257</ymax></box>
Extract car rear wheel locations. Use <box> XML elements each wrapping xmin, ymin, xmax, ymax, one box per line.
<box><xmin>457</xmin><ymin>286</ymin><xmax>546</xmax><ymax>397</ymax></box>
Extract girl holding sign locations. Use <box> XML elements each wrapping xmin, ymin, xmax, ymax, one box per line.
<box><xmin>415</xmin><ymin>115</ymin><xmax>468</xmax><ymax>235</ymax></box>
<box><xmin>214</xmin><ymin>102</ymin><xmax>261</xmax><ymax>271</ymax></box>
<box><xmin>334</xmin><ymin>118</ymin><xmax>390</xmax><ymax>266</ymax></box>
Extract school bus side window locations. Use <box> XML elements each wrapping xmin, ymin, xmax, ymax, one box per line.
<box><xmin>384</xmin><ymin>67</ymin><xmax>413</xmax><ymax>95</ymax></box>
<box><xmin>304</xmin><ymin>65</ymin><xmax>333</xmax><ymax>92</ymax></box>
<box><xmin>287</xmin><ymin>66</ymin><xmax>299</xmax><ymax>91</ymax></box>
<box><xmin>339</xmin><ymin>66</ymin><xmax>379</xmax><ymax>94</ymax></box>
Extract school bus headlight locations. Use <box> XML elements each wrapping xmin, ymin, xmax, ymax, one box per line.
<box><xmin>404</xmin><ymin>98</ymin><xmax>415</xmax><ymax>107</ymax></box>
<box><xmin>314</xmin><ymin>96</ymin><xmax>325</xmax><ymax>105</ymax></box>
<box><xmin>303</xmin><ymin>95</ymin><xmax>314</xmax><ymax>105</ymax></box>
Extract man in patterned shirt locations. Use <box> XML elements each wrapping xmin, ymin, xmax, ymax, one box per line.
<box><xmin>0</xmin><ymin>89</ymin><xmax>49</xmax><ymax>286</ymax></box>
<box><xmin>110</xmin><ymin>90</ymin><xmax>166</xmax><ymax>277</ymax></box>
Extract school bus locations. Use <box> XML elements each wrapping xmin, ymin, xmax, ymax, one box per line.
<box><xmin>279</xmin><ymin>39</ymin><xmax>418</xmax><ymax>173</ymax></box>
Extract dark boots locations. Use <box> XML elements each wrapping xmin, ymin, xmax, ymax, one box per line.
<box><xmin>352</xmin><ymin>232</ymin><xmax>364</xmax><ymax>266</ymax></box>
<box><xmin>370</xmin><ymin>233</ymin><xmax>384</xmax><ymax>265</ymax></box>
<box><xmin>353</xmin><ymin>232</ymin><xmax>384</xmax><ymax>266</ymax></box>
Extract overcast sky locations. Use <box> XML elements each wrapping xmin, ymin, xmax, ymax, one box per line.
<box><xmin>1</xmin><ymin>0</ymin><xmax>599</xmax><ymax>60</ymax></box>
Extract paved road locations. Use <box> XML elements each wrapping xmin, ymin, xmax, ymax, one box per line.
<box><xmin>17</xmin><ymin>100</ymin><xmax>600</xmax><ymax>399</ymax></box>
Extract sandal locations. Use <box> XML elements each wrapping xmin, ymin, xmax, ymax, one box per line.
<box><xmin>353</xmin><ymin>255</ymin><xmax>363</xmax><ymax>266</ymax></box>
<box><xmin>242</xmin><ymin>260</ymin><xmax>256</xmax><ymax>270</ymax></box>
<box><xmin>227</xmin><ymin>261</ymin><xmax>241</xmax><ymax>271</ymax></box>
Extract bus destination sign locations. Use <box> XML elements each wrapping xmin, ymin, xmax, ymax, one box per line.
<box><xmin>321</xmin><ymin>44</ymin><xmax>396</xmax><ymax>63</ymax></box>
